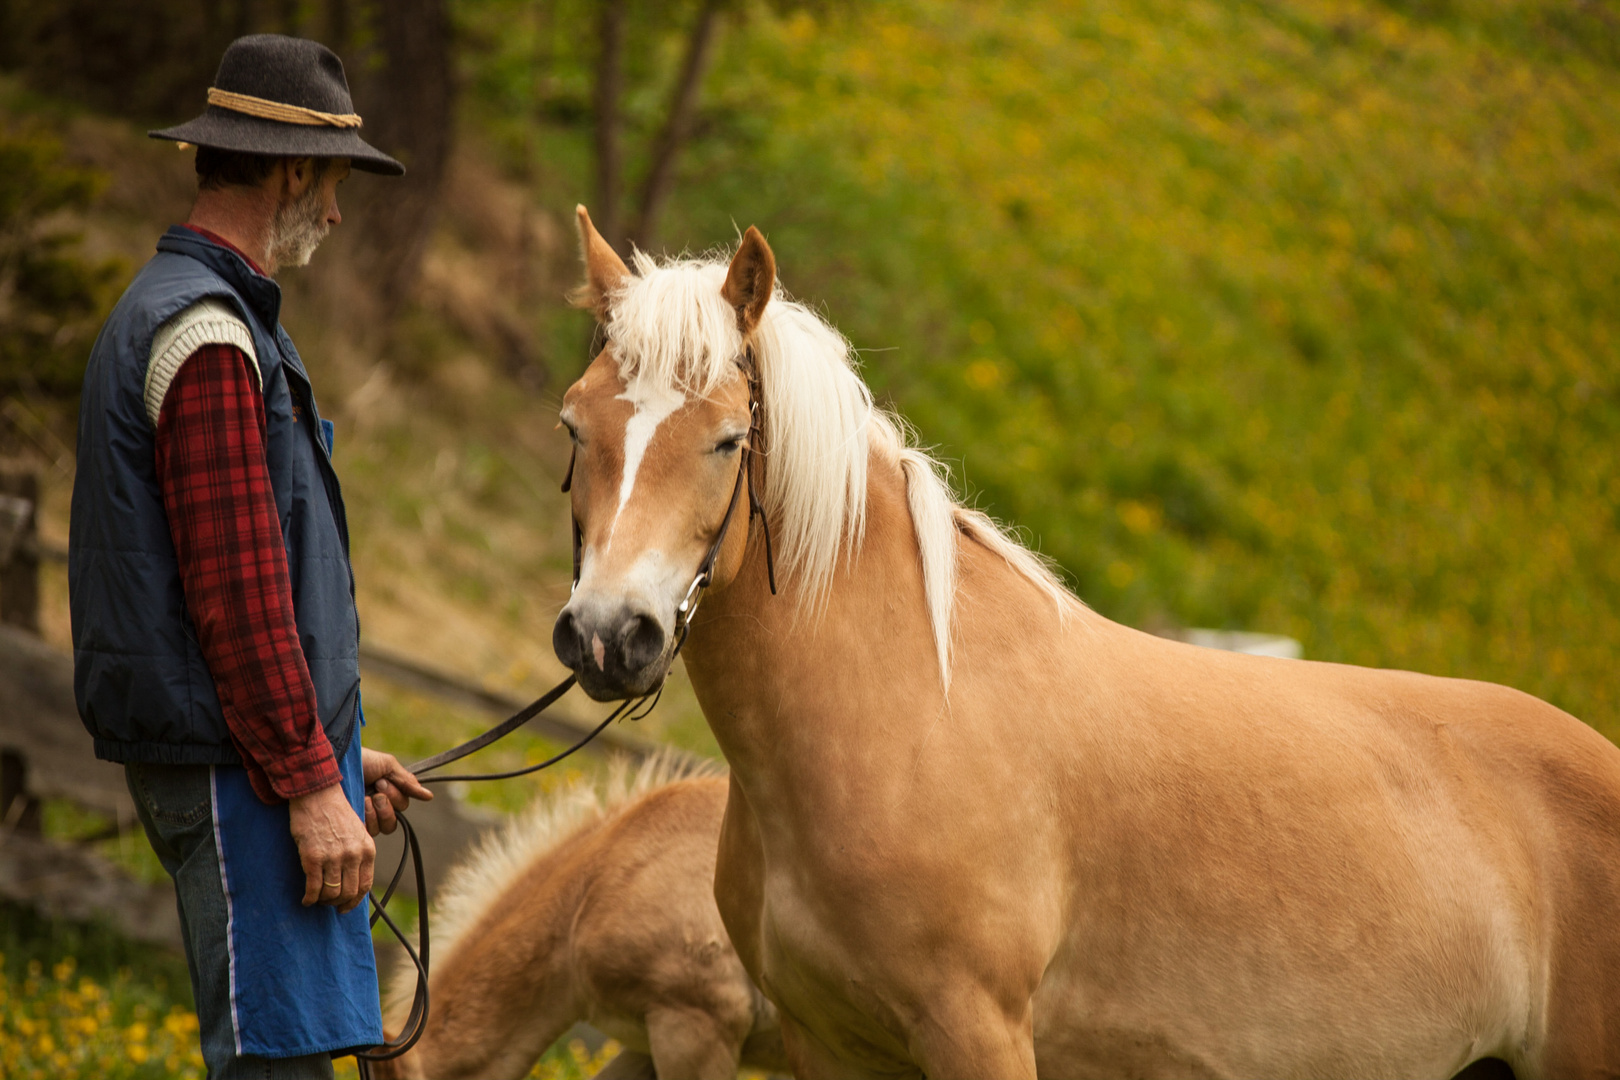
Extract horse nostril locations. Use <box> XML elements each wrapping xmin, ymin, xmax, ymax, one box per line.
<box><xmin>619</xmin><ymin>613</ymin><xmax>667</xmax><ymax>673</ymax></box>
<box><xmin>552</xmin><ymin>610</ymin><xmax>584</xmax><ymax>671</ymax></box>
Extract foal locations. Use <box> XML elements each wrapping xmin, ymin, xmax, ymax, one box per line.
<box><xmin>370</xmin><ymin>754</ymin><xmax>785</xmax><ymax>1080</ymax></box>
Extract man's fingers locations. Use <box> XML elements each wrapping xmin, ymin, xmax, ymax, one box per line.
<box><xmin>334</xmin><ymin>858</ymin><xmax>360</xmax><ymax>913</ymax></box>
<box><xmin>300</xmin><ymin>850</ymin><xmax>326</xmax><ymax>907</ymax></box>
<box><xmin>394</xmin><ymin>771</ymin><xmax>433</xmax><ymax>802</ymax></box>
<box><xmin>338</xmin><ymin>842</ymin><xmax>362</xmax><ymax>908</ymax></box>
<box><xmin>317</xmin><ymin>858</ymin><xmax>343</xmax><ymax>906</ymax></box>
<box><xmin>376</xmin><ymin>777</ymin><xmax>409</xmax><ymax>812</ymax></box>
<box><xmin>339</xmin><ymin>862</ymin><xmax>360</xmax><ymax>913</ymax></box>
<box><xmin>371</xmin><ymin>791</ymin><xmax>397</xmax><ymax>835</ymax></box>
<box><xmin>290</xmin><ymin>782</ymin><xmax>375</xmax><ymax>911</ymax></box>
<box><xmin>374</xmin><ymin>772</ymin><xmax>431</xmax><ymax>807</ymax></box>
<box><xmin>338</xmin><ymin>840</ymin><xmax>375</xmax><ymax>914</ymax></box>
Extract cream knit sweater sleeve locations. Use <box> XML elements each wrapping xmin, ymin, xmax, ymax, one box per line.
<box><xmin>144</xmin><ymin>298</ymin><xmax>262</xmax><ymax>427</ymax></box>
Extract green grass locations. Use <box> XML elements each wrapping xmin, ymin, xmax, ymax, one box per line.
<box><xmin>0</xmin><ymin>899</ymin><xmax>202</xmax><ymax>1079</ymax></box>
<box><xmin>464</xmin><ymin>0</ymin><xmax>1620</xmax><ymax>741</ymax></box>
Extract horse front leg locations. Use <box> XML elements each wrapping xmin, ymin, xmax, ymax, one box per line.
<box><xmin>908</xmin><ymin>991</ymin><xmax>1038</xmax><ymax>1080</ymax></box>
<box><xmin>644</xmin><ymin>1005</ymin><xmax>747</xmax><ymax>1080</ymax></box>
<box><xmin>778</xmin><ymin>1011</ymin><xmax>923</xmax><ymax>1080</ymax></box>
<box><xmin>590</xmin><ymin>1049</ymin><xmax>657</xmax><ymax>1080</ymax></box>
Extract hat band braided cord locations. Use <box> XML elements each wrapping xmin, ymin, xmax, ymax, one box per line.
<box><xmin>206</xmin><ymin>87</ymin><xmax>362</xmax><ymax>128</ymax></box>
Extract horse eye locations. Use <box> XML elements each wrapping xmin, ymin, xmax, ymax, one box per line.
<box><xmin>715</xmin><ymin>436</ymin><xmax>744</xmax><ymax>454</ymax></box>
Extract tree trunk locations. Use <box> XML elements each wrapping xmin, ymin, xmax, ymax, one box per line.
<box><xmin>325</xmin><ymin>0</ymin><xmax>352</xmax><ymax>54</ymax></box>
<box><xmin>630</xmin><ymin>0</ymin><xmax>724</xmax><ymax>253</ymax></box>
<box><xmin>593</xmin><ymin>0</ymin><xmax>628</xmax><ymax>253</ymax></box>
<box><xmin>517</xmin><ymin>0</ymin><xmax>552</xmax><ymax>306</ymax></box>
<box><xmin>344</xmin><ymin>0</ymin><xmax>455</xmax><ymax>319</ymax></box>
<box><xmin>231</xmin><ymin>0</ymin><xmax>256</xmax><ymax>41</ymax></box>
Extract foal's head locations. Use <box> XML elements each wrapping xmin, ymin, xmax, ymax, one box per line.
<box><xmin>553</xmin><ymin>208</ymin><xmax>777</xmax><ymax>700</ymax></box>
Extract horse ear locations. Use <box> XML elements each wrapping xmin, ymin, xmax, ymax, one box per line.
<box><xmin>568</xmin><ymin>204</ymin><xmax>630</xmax><ymax>322</ymax></box>
<box><xmin>722</xmin><ymin>226</ymin><xmax>775</xmax><ymax>336</ymax></box>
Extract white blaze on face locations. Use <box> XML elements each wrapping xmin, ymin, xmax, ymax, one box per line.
<box><xmin>608</xmin><ymin>376</ymin><xmax>686</xmax><ymax>550</ymax></box>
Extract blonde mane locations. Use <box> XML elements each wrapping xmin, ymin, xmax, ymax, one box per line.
<box><xmin>606</xmin><ymin>248</ymin><xmax>1074</xmax><ymax>689</ymax></box>
<box><xmin>382</xmin><ymin>750</ymin><xmax>724</xmax><ymax>1025</ymax></box>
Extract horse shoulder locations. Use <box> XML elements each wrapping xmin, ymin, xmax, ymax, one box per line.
<box><xmin>713</xmin><ymin>773</ymin><xmax>767</xmax><ymax>980</ymax></box>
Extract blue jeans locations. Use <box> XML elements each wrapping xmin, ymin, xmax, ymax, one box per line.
<box><xmin>126</xmin><ymin>760</ymin><xmax>339</xmax><ymax>1080</ymax></box>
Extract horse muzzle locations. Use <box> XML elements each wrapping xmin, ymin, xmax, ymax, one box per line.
<box><xmin>553</xmin><ymin>600</ymin><xmax>672</xmax><ymax>701</ymax></box>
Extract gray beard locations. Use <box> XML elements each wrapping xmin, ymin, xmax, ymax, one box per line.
<box><xmin>266</xmin><ymin>181</ymin><xmax>331</xmax><ymax>270</ymax></box>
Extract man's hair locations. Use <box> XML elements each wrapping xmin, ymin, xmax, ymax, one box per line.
<box><xmin>195</xmin><ymin>147</ymin><xmax>277</xmax><ymax>190</ymax></box>
<box><xmin>195</xmin><ymin>147</ymin><xmax>330</xmax><ymax>191</ymax></box>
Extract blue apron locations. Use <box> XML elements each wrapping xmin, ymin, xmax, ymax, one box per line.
<box><xmin>211</xmin><ymin>720</ymin><xmax>382</xmax><ymax>1057</ymax></box>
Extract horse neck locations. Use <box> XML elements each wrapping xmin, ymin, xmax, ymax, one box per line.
<box><xmin>681</xmin><ymin>445</ymin><xmax>948</xmax><ymax>778</ymax></box>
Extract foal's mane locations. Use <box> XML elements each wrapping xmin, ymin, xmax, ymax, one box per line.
<box><xmin>381</xmin><ymin>750</ymin><xmax>725</xmax><ymax>1024</ymax></box>
<box><xmin>607</xmin><ymin>248</ymin><xmax>1074</xmax><ymax>688</ymax></box>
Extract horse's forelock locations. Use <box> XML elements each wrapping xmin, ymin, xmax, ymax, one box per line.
<box><xmin>608</xmin><ymin>255</ymin><xmax>742</xmax><ymax>397</ymax></box>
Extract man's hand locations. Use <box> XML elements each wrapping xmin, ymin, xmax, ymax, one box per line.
<box><xmin>361</xmin><ymin>748</ymin><xmax>433</xmax><ymax>837</ymax></box>
<box><xmin>288</xmin><ymin>782</ymin><xmax>374</xmax><ymax>913</ymax></box>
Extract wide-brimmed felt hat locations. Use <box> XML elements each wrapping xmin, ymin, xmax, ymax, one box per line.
<box><xmin>149</xmin><ymin>34</ymin><xmax>404</xmax><ymax>176</ymax></box>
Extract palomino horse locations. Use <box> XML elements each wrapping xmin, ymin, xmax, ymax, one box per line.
<box><xmin>370</xmin><ymin>754</ymin><xmax>786</xmax><ymax>1079</ymax></box>
<box><xmin>552</xmin><ymin>205</ymin><xmax>1620</xmax><ymax>1079</ymax></box>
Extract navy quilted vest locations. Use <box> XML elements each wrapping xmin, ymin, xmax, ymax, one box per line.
<box><xmin>70</xmin><ymin>227</ymin><xmax>359</xmax><ymax>766</ymax></box>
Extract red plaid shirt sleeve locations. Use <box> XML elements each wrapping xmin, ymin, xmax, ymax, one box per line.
<box><xmin>154</xmin><ymin>342</ymin><xmax>342</xmax><ymax>804</ymax></box>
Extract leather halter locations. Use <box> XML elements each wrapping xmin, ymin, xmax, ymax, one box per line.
<box><xmin>563</xmin><ymin>356</ymin><xmax>777</xmax><ymax>622</ymax></box>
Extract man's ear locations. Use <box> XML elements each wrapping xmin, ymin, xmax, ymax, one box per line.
<box><xmin>568</xmin><ymin>205</ymin><xmax>631</xmax><ymax>323</ymax></box>
<box><xmin>722</xmin><ymin>226</ymin><xmax>775</xmax><ymax>336</ymax></box>
<box><xmin>282</xmin><ymin>156</ymin><xmax>319</xmax><ymax>199</ymax></box>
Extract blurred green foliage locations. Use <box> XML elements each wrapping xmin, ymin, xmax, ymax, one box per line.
<box><xmin>0</xmin><ymin>125</ymin><xmax>119</xmax><ymax>395</ymax></box>
<box><xmin>462</xmin><ymin>0</ymin><xmax>1620</xmax><ymax>739</ymax></box>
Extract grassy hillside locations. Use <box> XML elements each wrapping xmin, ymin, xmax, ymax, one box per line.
<box><xmin>9</xmin><ymin>0</ymin><xmax>1619</xmax><ymax>751</ymax></box>
<box><xmin>470</xmin><ymin>0</ymin><xmax>1620</xmax><ymax>738</ymax></box>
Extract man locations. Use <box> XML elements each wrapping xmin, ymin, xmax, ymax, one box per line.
<box><xmin>69</xmin><ymin>34</ymin><xmax>431</xmax><ymax>1079</ymax></box>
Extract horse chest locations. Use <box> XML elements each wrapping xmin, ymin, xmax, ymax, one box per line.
<box><xmin>754</xmin><ymin>918</ymin><xmax>918</xmax><ymax>1072</ymax></box>
<box><xmin>748</xmin><ymin>862</ymin><xmax>966</xmax><ymax>1067</ymax></box>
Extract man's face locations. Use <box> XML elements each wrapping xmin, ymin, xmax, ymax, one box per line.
<box><xmin>267</xmin><ymin>157</ymin><xmax>351</xmax><ymax>270</ymax></box>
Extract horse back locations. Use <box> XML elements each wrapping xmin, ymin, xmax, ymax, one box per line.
<box><xmin>1069</xmin><ymin>627</ymin><xmax>1620</xmax><ymax>1077</ymax></box>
